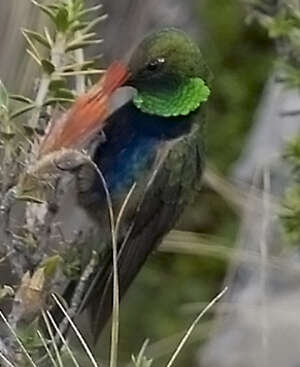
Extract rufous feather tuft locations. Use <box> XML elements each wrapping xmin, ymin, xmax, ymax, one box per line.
<box><xmin>40</xmin><ymin>61</ymin><xmax>130</xmax><ymax>156</ymax></box>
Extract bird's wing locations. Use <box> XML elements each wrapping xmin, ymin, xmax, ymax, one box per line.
<box><xmin>87</xmin><ymin>124</ymin><xmax>204</xmax><ymax>340</ymax></box>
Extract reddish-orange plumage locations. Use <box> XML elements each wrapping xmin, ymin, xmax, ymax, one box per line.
<box><xmin>40</xmin><ymin>61</ymin><xmax>129</xmax><ymax>156</ymax></box>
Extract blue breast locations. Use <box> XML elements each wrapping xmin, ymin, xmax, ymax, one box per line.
<box><xmin>99</xmin><ymin>132</ymin><xmax>158</xmax><ymax>196</ymax></box>
<box><xmin>93</xmin><ymin>101</ymin><xmax>193</xmax><ymax>197</ymax></box>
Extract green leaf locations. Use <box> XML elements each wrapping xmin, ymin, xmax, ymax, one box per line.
<box><xmin>23</xmin><ymin>124</ymin><xmax>37</xmax><ymax>136</ymax></box>
<box><xmin>26</xmin><ymin>49</ymin><xmax>41</xmax><ymax>66</ymax></box>
<box><xmin>71</xmin><ymin>21</ymin><xmax>89</xmax><ymax>32</ymax></box>
<box><xmin>131</xmin><ymin>340</ymin><xmax>153</xmax><ymax>367</ymax></box>
<box><xmin>81</xmin><ymin>15</ymin><xmax>108</xmax><ymax>34</ymax></box>
<box><xmin>22</xmin><ymin>29</ymin><xmax>42</xmax><ymax>62</ymax></box>
<box><xmin>45</xmin><ymin>97</ymin><xmax>74</xmax><ymax>105</ymax></box>
<box><xmin>49</xmin><ymin>77</ymin><xmax>66</xmax><ymax>91</ymax></box>
<box><xmin>0</xmin><ymin>286</ymin><xmax>14</xmax><ymax>300</ymax></box>
<box><xmin>47</xmin><ymin>4</ymin><xmax>61</xmax><ymax>11</ymax></box>
<box><xmin>43</xmin><ymin>26</ymin><xmax>53</xmax><ymax>47</ymax></box>
<box><xmin>41</xmin><ymin>59</ymin><xmax>55</xmax><ymax>75</ymax></box>
<box><xmin>0</xmin><ymin>131</ymin><xmax>16</xmax><ymax>141</ymax></box>
<box><xmin>31</xmin><ymin>0</ymin><xmax>56</xmax><ymax>21</ymax></box>
<box><xmin>53</xmin><ymin>88</ymin><xmax>75</xmax><ymax>99</ymax></box>
<box><xmin>68</xmin><ymin>0</ymin><xmax>84</xmax><ymax>22</ymax></box>
<box><xmin>61</xmin><ymin>60</ymin><xmax>94</xmax><ymax>72</ymax></box>
<box><xmin>10</xmin><ymin>94</ymin><xmax>33</xmax><ymax>104</ymax></box>
<box><xmin>66</xmin><ymin>38</ymin><xmax>103</xmax><ymax>51</ymax></box>
<box><xmin>55</xmin><ymin>7</ymin><xmax>69</xmax><ymax>33</ymax></box>
<box><xmin>18</xmin><ymin>318</ymin><xmax>45</xmax><ymax>349</ymax></box>
<box><xmin>0</xmin><ymin>80</ymin><xmax>9</xmax><ymax>110</ymax></box>
<box><xmin>284</xmin><ymin>136</ymin><xmax>300</xmax><ymax>165</ymax></box>
<box><xmin>9</xmin><ymin>104</ymin><xmax>36</xmax><ymax>119</ymax></box>
<box><xmin>267</xmin><ymin>15</ymin><xmax>295</xmax><ymax>38</ymax></box>
<box><xmin>41</xmin><ymin>255</ymin><xmax>62</xmax><ymax>278</ymax></box>
<box><xmin>281</xmin><ymin>185</ymin><xmax>300</xmax><ymax>243</ymax></box>
<box><xmin>22</xmin><ymin>29</ymin><xmax>50</xmax><ymax>48</ymax></box>
<box><xmin>78</xmin><ymin>4</ymin><xmax>103</xmax><ymax>18</ymax></box>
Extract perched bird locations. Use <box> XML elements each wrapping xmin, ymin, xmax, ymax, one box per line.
<box><xmin>66</xmin><ymin>28</ymin><xmax>211</xmax><ymax>340</ymax></box>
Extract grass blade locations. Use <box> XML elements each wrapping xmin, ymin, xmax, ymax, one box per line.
<box><xmin>41</xmin><ymin>311</ymin><xmax>64</xmax><ymax>367</ymax></box>
<box><xmin>0</xmin><ymin>351</ymin><xmax>15</xmax><ymax>367</ymax></box>
<box><xmin>46</xmin><ymin>311</ymin><xmax>80</xmax><ymax>367</ymax></box>
<box><xmin>51</xmin><ymin>294</ymin><xmax>99</xmax><ymax>367</ymax></box>
<box><xmin>0</xmin><ymin>311</ymin><xmax>37</xmax><ymax>367</ymax></box>
<box><xmin>165</xmin><ymin>286</ymin><xmax>228</xmax><ymax>367</ymax></box>
<box><xmin>36</xmin><ymin>330</ymin><xmax>58</xmax><ymax>367</ymax></box>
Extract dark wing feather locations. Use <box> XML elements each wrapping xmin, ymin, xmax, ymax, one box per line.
<box><xmin>88</xmin><ymin>127</ymin><xmax>204</xmax><ymax>340</ymax></box>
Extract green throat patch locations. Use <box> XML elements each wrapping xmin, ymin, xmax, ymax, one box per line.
<box><xmin>133</xmin><ymin>77</ymin><xmax>210</xmax><ymax>117</ymax></box>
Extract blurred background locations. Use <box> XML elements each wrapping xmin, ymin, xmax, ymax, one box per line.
<box><xmin>2</xmin><ymin>0</ymin><xmax>300</xmax><ymax>366</ymax></box>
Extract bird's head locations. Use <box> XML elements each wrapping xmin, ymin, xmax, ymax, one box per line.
<box><xmin>127</xmin><ymin>28</ymin><xmax>211</xmax><ymax>117</ymax></box>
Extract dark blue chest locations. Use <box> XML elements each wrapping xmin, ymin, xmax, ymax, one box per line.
<box><xmin>97</xmin><ymin>131</ymin><xmax>159</xmax><ymax>195</ymax></box>
<box><xmin>93</xmin><ymin>101</ymin><xmax>193</xmax><ymax>196</ymax></box>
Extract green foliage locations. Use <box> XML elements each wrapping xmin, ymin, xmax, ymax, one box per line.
<box><xmin>281</xmin><ymin>137</ymin><xmax>300</xmax><ymax>244</ymax></box>
<box><xmin>61</xmin><ymin>246</ymin><xmax>82</xmax><ymax>280</ymax></box>
<box><xmin>0</xmin><ymin>80</ymin><xmax>9</xmax><ymax>118</ymax></box>
<box><xmin>16</xmin><ymin>0</ymin><xmax>106</xmax><ymax>129</ymax></box>
<box><xmin>131</xmin><ymin>341</ymin><xmax>153</xmax><ymax>367</ymax></box>
<box><xmin>249</xmin><ymin>2</ymin><xmax>300</xmax><ymax>40</ymax></box>
<box><xmin>246</xmin><ymin>2</ymin><xmax>300</xmax><ymax>246</ymax></box>
<box><xmin>0</xmin><ymin>1</ymin><xmax>107</xmax><ymax>364</ymax></box>
<box><xmin>281</xmin><ymin>186</ymin><xmax>300</xmax><ymax>243</ymax></box>
<box><xmin>18</xmin><ymin>319</ymin><xmax>45</xmax><ymax>352</ymax></box>
<box><xmin>204</xmin><ymin>0</ymin><xmax>272</xmax><ymax>172</ymax></box>
<box><xmin>283</xmin><ymin>136</ymin><xmax>300</xmax><ymax>166</ymax></box>
<box><xmin>0</xmin><ymin>1</ymin><xmax>282</xmax><ymax>367</ymax></box>
<box><xmin>0</xmin><ymin>0</ymin><xmax>107</xmax><ymax>194</ymax></box>
<box><xmin>246</xmin><ymin>0</ymin><xmax>300</xmax><ymax>86</ymax></box>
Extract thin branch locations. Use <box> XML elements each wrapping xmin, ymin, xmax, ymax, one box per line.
<box><xmin>74</xmin><ymin>32</ymin><xmax>86</xmax><ymax>94</ymax></box>
<box><xmin>28</xmin><ymin>74</ymin><xmax>51</xmax><ymax>130</ymax></box>
<box><xmin>57</xmin><ymin>251</ymin><xmax>99</xmax><ymax>340</ymax></box>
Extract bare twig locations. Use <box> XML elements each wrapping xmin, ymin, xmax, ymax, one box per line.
<box><xmin>57</xmin><ymin>251</ymin><xmax>99</xmax><ymax>340</ymax></box>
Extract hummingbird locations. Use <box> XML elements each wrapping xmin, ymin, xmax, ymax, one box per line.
<box><xmin>63</xmin><ymin>27</ymin><xmax>211</xmax><ymax>340</ymax></box>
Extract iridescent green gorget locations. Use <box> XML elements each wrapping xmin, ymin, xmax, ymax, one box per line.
<box><xmin>133</xmin><ymin>77</ymin><xmax>210</xmax><ymax>117</ymax></box>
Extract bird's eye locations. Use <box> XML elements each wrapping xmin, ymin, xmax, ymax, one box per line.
<box><xmin>146</xmin><ymin>57</ymin><xmax>165</xmax><ymax>72</ymax></box>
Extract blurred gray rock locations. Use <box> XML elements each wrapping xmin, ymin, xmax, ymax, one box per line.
<box><xmin>232</xmin><ymin>75</ymin><xmax>300</xmax><ymax>183</ymax></box>
<box><xmin>200</xmin><ymin>74</ymin><xmax>300</xmax><ymax>367</ymax></box>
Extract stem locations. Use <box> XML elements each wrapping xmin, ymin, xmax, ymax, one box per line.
<box><xmin>28</xmin><ymin>74</ymin><xmax>50</xmax><ymax>130</ymax></box>
<box><xmin>51</xmin><ymin>32</ymin><xmax>66</xmax><ymax>71</ymax></box>
<box><xmin>74</xmin><ymin>32</ymin><xmax>86</xmax><ymax>94</ymax></box>
<box><xmin>28</xmin><ymin>32</ymin><xmax>66</xmax><ymax>131</ymax></box>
